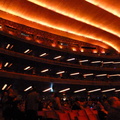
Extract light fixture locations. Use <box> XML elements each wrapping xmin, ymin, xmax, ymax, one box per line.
<box><xmin>102</xmin><ymin>88</ymin><xmax>115</xmax><ymax>93</ymax></box>
<box><xmin>70</xmin><ymin>72</ymin><xmax>80</xmax><ymax>76</ymax></box>
<box><xmin>4</xmin><ymin>62</ymin><xmax>9</xmax><ymax>67</ymax></box>
<box><xmin>24</xmin><ymin>66</ymin><xmax>31</xmax><ymax>70</ymax></box>
<box><xmin>96</xmin><ymin>74</ymin><xmax>107</xmax><ymax>77</ymax></box>
<box><xmin>43</xmin><ymin>88</ymin><xmax>52</xmax><ymax>92</ymax></box>
<box><xmin>67</xmin><ymin>58</ymin><xmax>75</xmax><ymax>61</ymax></box>
<box><xmin>109</xmin><ymin>74</ymin><xmax>120</xmax><ymax>77</ymax></box>
<box><xmin>2</xmin><ymin>84</ymin><xmax>7</xmax><ymax>90</ymax></box>
<box><xmin>74</xmin><ymin>88</ymin><xmax>86</xmax><ymax>93</ymax></box>
<box><xmin>35</xmin><ymin>39</ymin><xmax>42</xmax><ymax>44</ymax></box>
<box><xmin>59</xmin><ymin>88</ymin><xmax>70</xmax><ymax>93</ymax></box>
<box><xmin>6</xmin><ymin>44</ymin><xmax>10</xmax><ymax>49</ymax></box>
<box><xmin>80</xmin><ymin>48</ymin><xmax>84</xmax><ymax>52</ymax></box>
<box><xmin>113</xmin><ymin>62</ymin><xmax>120</xmax><ymax>64</ymax></box>
<box><xmin>103</xmin><ymin>61</ymin><xmax>114</xmax><ymax>64</ymax></box>
<box><xmin>93</xmin><ymin>50</ymin><xmax>98</xmax><ymax>53</ymax></box>
<box><xmin>41</xmin><ymin>69</ymin><xmax>49</xmax><ymax>73</ymax></box>
<box><xmin>56</xmin><ymin>71</ymin><xmax>65</xmax><ymax>74</ymax></box>
<box><xmin>72</xmin><ymin>47</ymin><xmax>77</xmax><ymax>51</ymax></box>
<box><xmin>24</xmin><ymin>86</ymin><xmax>32</xmax><ymax>91</ymax></box>
<box><xmin>79</xmin><ymin>60</ymin><xmax>89</xmax><ymax>63</ymax></box>
<box><xmin>24</xmin><ymin>49</ymin><xmax>31</xmax><ymax>54</ymax></box>
<box><xmin>91</xmin><ymin>61</ymin><xmax>102</xmax><ymax>63</ymax></box>
<box><xmin>51</xmin><ymin>43</ymin><xmax>56</xmax><ymax>47</ymax></box>
<box><xmin>88</xmin><ymin>88</ymin><xmax>101</xmax><ymax>93</ymax></box>
<box><xmin>39</xmin><ymin>53</ymin><xmax>47</xmax><ymax>57</ymax></box>
<box><xmin>115</xmin><ymin>89</ymin><xmax>120</xmax><ymax>92</ymax></box>
<box><xmin>59</xmin><ymin>45</ymin><xmax>63</xmax><ymax>49</ymax></box>
<box><xmin>101</xmin><ymin>50</ymin><xmax>105</xmax><ymax>54</ymax></box>
<box><xmin>84</xmin><ymin>73</ymin><xmax>94</xmax><ymax>77</ymax></box>
<box><xmin>54</xmin><ymin>56</ymin><xmax>62</xmax><ymax>59</ymax></box>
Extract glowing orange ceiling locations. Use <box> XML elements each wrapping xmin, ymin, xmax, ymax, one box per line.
<box><xmin>0</xmin><ymin>0</ymin><xmax>120</xmax><ymax>52</ymax></box>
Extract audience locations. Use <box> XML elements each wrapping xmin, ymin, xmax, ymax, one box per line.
<box><xmin>25</xmin><ymin>87</ymin><xmax>40</xmax><ymax>120</ymax></box>
<box><xmin>1</xmin><ymin>88</ymin><xmax>120</xmax><ymax>120</ymax></box>
<box><xmin>107</xmin><ymin>96</ymin><xmax>120</xmax><ymax>120</ymax></box>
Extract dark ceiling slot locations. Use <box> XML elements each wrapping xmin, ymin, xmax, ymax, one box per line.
<box><xmin>81</xmin><ymin>46</ymin><xmax>96</xmax><ymax>49</ymax></box>
<box><xmin>5</xmin><ymin>25</ymin><xmax>17</xmax><ymax>31</ymax></box>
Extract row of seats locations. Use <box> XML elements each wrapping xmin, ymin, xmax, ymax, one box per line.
<box><xmin>37</xmin><ymin>108</ymin><xmax>99</xmax><ymax>120</ymax></box>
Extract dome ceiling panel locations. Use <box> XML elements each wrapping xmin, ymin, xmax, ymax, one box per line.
<box><xmin>0</xmin><ymin>0</ymin><xmax>120</xmax><ymax>52</ymax></box>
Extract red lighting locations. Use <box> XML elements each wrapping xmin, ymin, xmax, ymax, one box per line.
<box><xmin>35</xmin><ymin>39</ymin><xmax>42</xmax><ymax>44</ymax></box>
<box><xmin>26</xmin><ymin>36</ymin><xmax>31</xmax><ymax>40</ymax></box>
<box><xmin>51</xmin><ymin>43</ymin><xmax>56</xmax><ymax>47</ymax></box>
<box><xmin>93</xmin><ymin>50</ymin><xmax>98</xmax><ymax>53</ymax></box>
<box><xmin>101</xmin><ymin>50</ymin><xmax>105</xmax><ymax>54</ymax></box>
<box><xmin>8</xmin><ymin>31</ymin><xmax>14</xmax><ymax>35</ymax></box>
<box><xmin>72</xmin><ymin>47</ymin><xmax>77</xmax><ymax>51</ymax></box>
<box><xmin>59</xmin><ymin>45</ymin><xmax>63</xmax><ymax>49</ymax></box>
<box><xmin>80</xmin><ymin>48</ymin><xmax>84</xmax><ymax>52</ymax></box>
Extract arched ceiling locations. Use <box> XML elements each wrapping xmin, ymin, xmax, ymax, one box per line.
<box><xmin>0</xmin><ymin>0</ymin><xmax>120</xmax><ymax>52</ymax></box>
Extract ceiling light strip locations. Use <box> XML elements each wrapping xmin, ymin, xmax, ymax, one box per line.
<box><xmin>2</xmin><ymin>84</ymin><xmax>7</xmax><ymax>90</ymax></box>
<box><xmin>59</xmin><ymin>88</ymin><xmax>70</xmax><ymax>93</ymax></box>
<box><xmin>24</xmin><ymin>66</ymin><xmax>31</xmax><ymax>70</ymax></box>
<box><xmin>88</xmin><ymin>88</ymin><xmax>101</xmax><ymax>93</ymax></box>
<box><xmin>41</xmin><ymin>69</ymin><xmax>49</xmax><ymax>73</ymax></box>
<box><xmin>79</xmin><ymin>60</ymin><xmax>89</xmax><ymax>63</ymax></box>
<box><xmin>103</xmin><ymin>61</ymin><xmax>114</xmax><ymax>64</ymax></box>
<box><xmin>115</xmin><ymin>89</ymin><xmax>120</xmax><ymax>92</ymax></box>
<box><xmin>39</xmin><ymin>53</ymin><xmax>47</xmax><ymax>57</ymax></box>
<box><xmin>96</xmin><ymin>74</ymin><xmax>107</xmax><ymax>77</ymax></box>
<box><xmin>4</xmin><ymin>62</ymin><xmax>9</xmax><ymax>67</ymax></box>
<box><xmin>24</xmin><ymin>86</ymin><xmax>32</xmax><ymax>91</ymax></box>
<box><xmin>43</xmin><ymin>88</ymin><xmax>52</xmax><ymax>92</ymax></box>
<box><xmin>84</xmin><ymin>73</ymin><xmax>94</xmax><ymax>77</ymax></box>
<box><xmin>67</xmin><ymin>58</ymin><xmax>75</xmax><ymax>61</ymax></box>
<box><xmin>109</xmin><ymin>74</ymin><xmax>120</xmax><ymax>77</ymax></box>
<box><xmin>102</xmin><ymin>88</ymin><xmax>115</xmax><ymax>93</ymax></box>
<box><xmin>91</xmin><ymin>61</ymin><xmax>102</xmax><ymax>63</ymax></box>
<box><xmin>74</xmin><ymin>88</ymin><xmax>86</xmax><ymax>93</ymax></box>
<box><xmin>56</xmin><ymin>71</ymin><xmax>65</xmax><ymax>75</ymax></box>
<box><xmin>54</xmin><ymin>56</ymin><xmax>62</xmax><ymax>59</ymax></box>
<box><xmin>70</xmin><ymin>72</ymin><xmax>79</xmax><ymax>76</ymax></box>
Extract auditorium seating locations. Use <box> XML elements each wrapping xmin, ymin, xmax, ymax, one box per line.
<box><xmin>37</xmin><ymin>108</ymin><xmax>99</xmax><ymax>120</ymax></box>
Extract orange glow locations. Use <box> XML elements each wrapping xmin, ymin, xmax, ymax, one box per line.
<box><xmin>35</xmin><ymin>39</ymin><xmax>42</xmax><ymax>44</ymax></box>
<box><xmin>101</xmin><ymin>50</ymin><xmax>105</xmax><ymax>54</ymax></box>
<box><xmin>72</xmin><ymin>47</ymin><xmax>77</xmax><ymax>51</ymax></box>
<box><xmin>8</xmin><ymin>31</ymin><xmax>14</xmax><ymax>35</ymax></box>
<box><xmin>0</xmin><ymin>7</ymin><xmax>119</xmax><ymax>52</ymax></box>
<box><xmin>93</xmin><ymin>50</ymin><xmax>98</xmax><ymax>53</ymax></box>
<box><xmin>51</xmin><ymin>43</ymin><xmax>56</xmax><ymax>47</ymax></box>
<box><xmin>26</xmin><ymin>36</ymin><xmax>31</xmax><ymax>40</ymax></box>
<box><xmin>85</xmin><ymin>0</ymin><xmax>120</xmax><ymax>18</ymax></box>
<box><xmin>0</xmin><ymin>0</ymin><xmax>120</xmax><ymax>52</ymax></box>
<box><xmin>80</xmin><ymin>48</ymin><xmax>84</xmax><ymax>52</ymax></box>
<box><xmin>59</xmin><ymin>45</ymin><xmax>63</xmax><ymax>49</ymax></box>
<box><xmin>27</xmin><ymin>0</ymin><xmax>120</xmax><ymax>42</ymax></box>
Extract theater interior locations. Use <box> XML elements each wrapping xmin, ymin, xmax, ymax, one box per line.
<box><xmin>0</xmin><ymin>0</ymin><xmax>120</xmax><ymax>100</ymax></box>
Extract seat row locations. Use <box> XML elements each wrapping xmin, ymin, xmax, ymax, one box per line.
<box><xmin>37</xmin><ymin>108</ymin><xmax>99</xmax><ymax>120</ymax></box>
